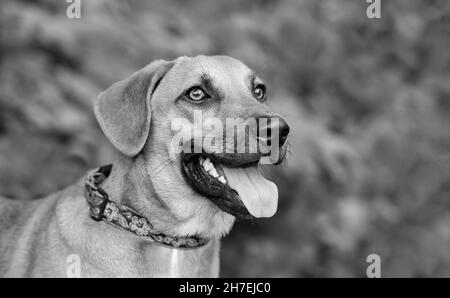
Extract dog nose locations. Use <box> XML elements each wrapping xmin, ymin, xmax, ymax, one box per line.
<box><xmin>256</xmin><ymin>116</ymin><xmax>290</xmax><ymax>147</ymax></box>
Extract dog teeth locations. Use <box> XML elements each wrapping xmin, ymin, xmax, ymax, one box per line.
<box><xmin>201</xmin><ymin>157</ymin><xmax>225</xmax><ymax>182</ymax></box>
<box><xmin>202</xmin><ymin>157</ymin><xmax>214</xmax><ymax>171</ymax></box>
<box><xmin>209</xmin><ymin>168</ymin><xmax>219</xmax><ymax>178</ymax></box>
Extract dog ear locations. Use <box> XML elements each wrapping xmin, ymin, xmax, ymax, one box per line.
<box><xmin>94</xmin><ymin>60</ymin><xmax>174</xmax><ymax>156</ymax></box>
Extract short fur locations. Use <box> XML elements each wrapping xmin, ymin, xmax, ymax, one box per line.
<box><xmin>0</xmin><ymin>56</ymin><xmax>285</xmax><ymax>277</ymax></box>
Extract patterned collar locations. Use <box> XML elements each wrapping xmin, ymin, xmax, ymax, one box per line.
<box><xmin>84</xmin><ymin>164</ymin><xmax>209</xmax><ymax>249</ymax></box>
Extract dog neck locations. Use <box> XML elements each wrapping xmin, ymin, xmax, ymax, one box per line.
<box><xmin>58</xmin><ymin>154</ymin><xmax>221</xmax><ymax>277</ymax></box>
<box><xmin>100</xmin><ymin>154</ymin><xmax>193</xmax><ymax>238</ymax></box>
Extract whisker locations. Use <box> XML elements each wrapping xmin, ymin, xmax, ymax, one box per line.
<box><xmin>151</xmin><ymin>159</ymin><xmax>172</xmax><ymax>174</ymax></box>
<box><xmin>285</xmin><ymin>141</ymin><xmax>292</xmax><ymax>156</ymax></box>
<box><xmin>257</xmin><ymin>59</ymin><xmax>272</xmax><ymax>74</ymax></box>
<box><xmin>258</xmin><ymin>163</ymin><xmax>271</xmax><ymax>177</ymax></box>
<box><xmin>152</xmin><ymin>160</ymin><xmax>174</xmax><ymax>176</ymax></box>
<box><xmin>198</xmin><ymin>62</ymin><xmax>207</xmax><ymax>77</ymax></box>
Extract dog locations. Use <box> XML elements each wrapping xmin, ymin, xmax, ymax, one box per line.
<box><xmin>0</xmin><ymin>55</ymin><xmax>289</xmax><ymax>277</ymax></box>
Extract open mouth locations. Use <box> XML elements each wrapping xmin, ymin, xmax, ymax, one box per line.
<box><xmin>181</xmin><ymin>153</ymin><xmax>278</xmax><ymax>219</ymax></box>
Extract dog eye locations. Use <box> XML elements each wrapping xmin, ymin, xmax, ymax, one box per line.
<box><xmin>253</xmin><ymin>84</ymin><xmax>266</xmax><ymax>101</ymax></box>
<box><xmin>186</xmin><ymin>87</ymin><xmax>208</xmax><ymax>102</ymax></box>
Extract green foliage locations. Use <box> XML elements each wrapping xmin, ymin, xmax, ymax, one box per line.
<box><xmin>1</xmin><ymin>0</ymin><xmax>449</xmax><ymax>277</ymax></box>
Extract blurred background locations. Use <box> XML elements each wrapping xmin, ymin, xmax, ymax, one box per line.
<box><xmin>1</xmin><ymin>0</ymin><xmax>450</xmax><ymax>277</ymax></box>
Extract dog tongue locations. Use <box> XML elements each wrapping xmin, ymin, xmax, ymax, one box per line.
<box><xmin>222</xmin><ymin>165</ymin><xmax>278</xmax><ymax>218</ymax></box>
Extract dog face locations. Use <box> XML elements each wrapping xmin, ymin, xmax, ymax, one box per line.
<box><xmin>94</xmin><ymin>56</ymin><xmax>289</xmax><ymax>237</ymax></box>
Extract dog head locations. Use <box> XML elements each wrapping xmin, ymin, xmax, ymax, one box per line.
<box><xmin>94</xmin><ymin>55</ymin><xmax>290</xmax><ymax>237</ymax></box>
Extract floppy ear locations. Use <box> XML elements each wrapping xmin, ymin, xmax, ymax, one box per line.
<box><xmin>94</xmin><ymin>60</ymin><xmax>174</xmax><ymax>156</ymax></box>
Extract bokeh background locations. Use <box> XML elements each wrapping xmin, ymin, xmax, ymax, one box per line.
<box><xmin>1</xmin><ymin>0</ymin><xmax>450</xmax><ymax>277</ymax></box>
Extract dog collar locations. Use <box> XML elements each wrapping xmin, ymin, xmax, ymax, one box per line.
<box><xmin>84</xmin><ymin>164</ymin><xmax>209</xmax><ymax>249</ymax></box>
